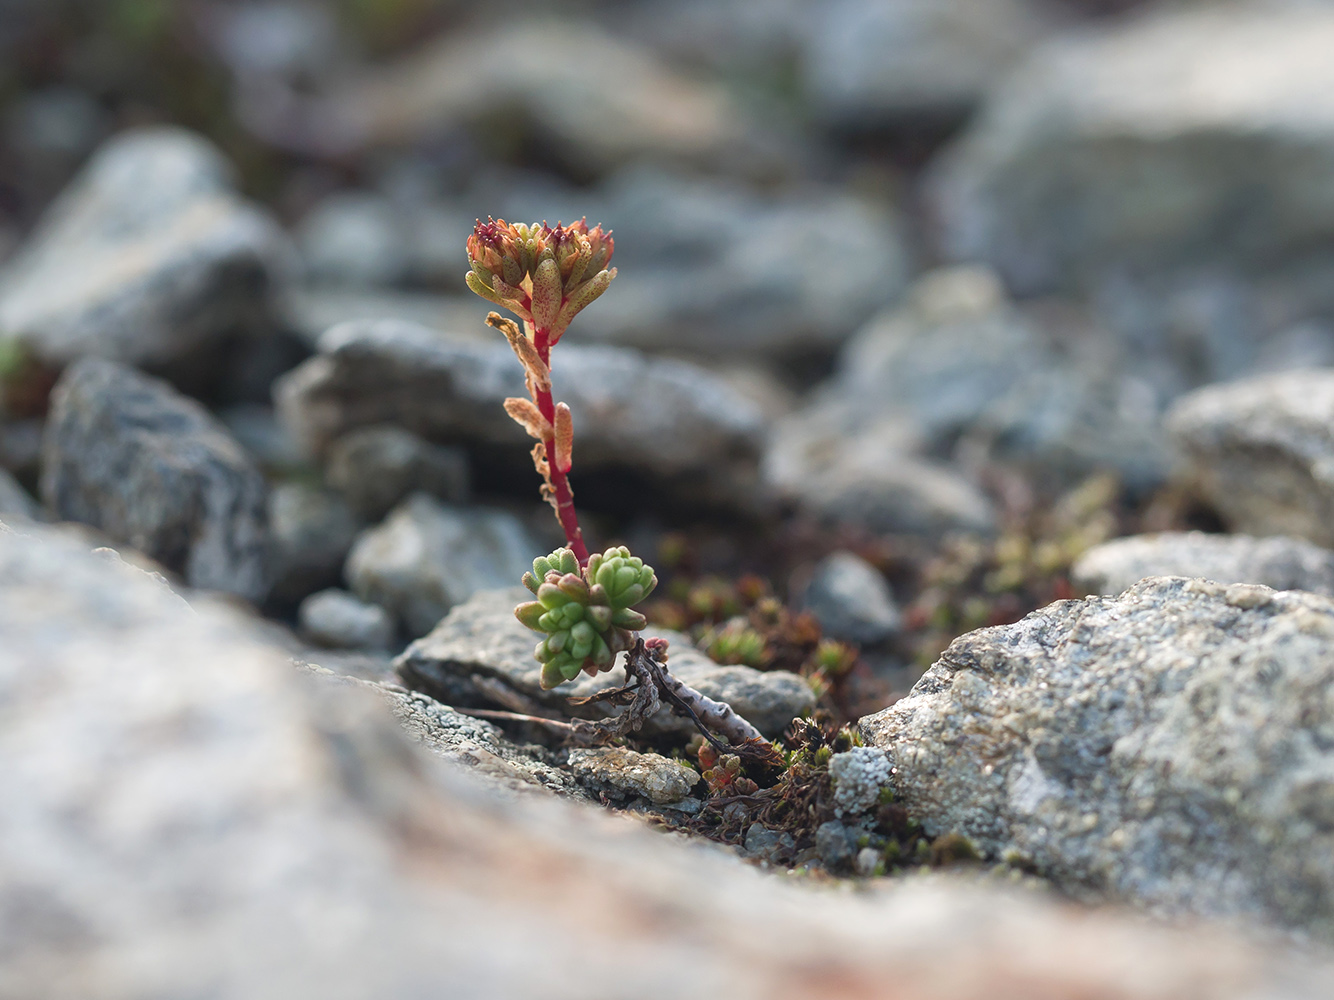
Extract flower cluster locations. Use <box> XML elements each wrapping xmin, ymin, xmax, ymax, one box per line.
<box><xmin>466</xmin><ymin>217</ymin><xmax>616</xmax><ymax>341</ymax></box>
<box><xmin>515</xmin><ymin>545</ymin><xmax>658</xmax><ymax>688</ymax></box>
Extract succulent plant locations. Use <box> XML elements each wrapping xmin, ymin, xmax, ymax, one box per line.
<box><xmin>516</xmin><ymin>545</ymin><xmax>658</xmax><ymax>689</ymax></box>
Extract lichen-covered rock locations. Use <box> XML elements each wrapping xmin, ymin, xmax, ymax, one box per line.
<box><xmin>41</xmin><ymin>357</ymin><xmax>269</xmax><ymax>601</ymax></box>
<box><xmin>397</xmin><ymin>587</ymin><xmax>815</xmax><ymax>739</ymax></box>
<box><xmin>0</xmin><ymin>126</ymin><xmax>289</xmax><ymax>375</ymax></box>
<box><xmin>567</xmin><ymin>747</ymin><xmax>697</xmax><ymax>805</ymax></box>
<box><xmin>861</xmin><ymin>576</ymin><xmax>1334</xmax><ymax>934</ymax></box>
<box><xmin>1074</xmin><ymin>531</ymin><xmax>1334</xmax><ymax>597</ymax></box>
<box><xmin>1166</xmin><ymin>370</ymin><xmax>1334</xmax><ymax>547</ymax></box>
<box><xmin>829</xmin><ymin>747</ymin><xmax>892</xmax><ymax>819</ymax></box>
<box><xmin>802</xmin><ymin>551</ymin><xmax>901</xmax><ymax>644</ymax></box>
<box><xmin>275</xmin><ymin>318</ymin><xmax>765</xmax><ymax>509</ymax></box>
<box><xmin>345</xmin><ymin>494</ymin><xmax>540</xmax><ymax>638</ymax></box>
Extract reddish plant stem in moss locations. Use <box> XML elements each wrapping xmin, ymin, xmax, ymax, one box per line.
<box><xmin>533</xmin><ymin>326</ymin><xmax>588</xmax><ymax>566</ymax></box>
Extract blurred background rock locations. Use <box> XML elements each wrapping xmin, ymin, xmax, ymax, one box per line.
<box><xmin>5</xmin><ymin>0</ymin><xmax>1334</xmax><ymax>669</ymax></box>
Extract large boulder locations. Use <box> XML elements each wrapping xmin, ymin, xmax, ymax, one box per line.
<box><xmin>4</xmin><ymin>521</ymin><xmax>1334</xmax><ymax>996</ymax></box>
<box><xmin>1</xmin><ymin>504</ymin><xmax>1333</xmax><ymax>996</ymax></box>
<box><xmin>275</xmin><ymin>318</ymin><xmax>767</xmax><ymax>510</ymax></box>
<box><xmin>41</xmin><ymin>358</ymin><xmax>269</xmax><ymax>601</ymax></box>
<box><xmin>1166</xmin><ymin>369</ymin><xmax>1334</xmax><ymax>547</ymax></box>
<box><xmin>0</xmin><ymin>127</ymin><xmax>290</xmax><ymax>381</ymax></box>
<box><xmin>861</xmin><ymin>576</ymin><xmax>1334</xmax><ymax>933</ymax></box>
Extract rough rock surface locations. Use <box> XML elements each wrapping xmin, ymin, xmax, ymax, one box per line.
<box><xmin>397</xmin><ymin>587</ymin><xmax>816</xmax><ymax>739</ymax></box>
<box><xmin>567</xmin><ymin>748</ymin><xmax>698</xmax><ymax>805</ymax></box>
<box><xmin>1167</xmin><ymin>370</ymin><xmax>1334</xmax><ymax>547</ymax></box>
<box><xmin>829</xmin><ymin>747</ymin><xmax>893</xmax><ymax>819</ymax></box>
<box><xmin>345</xmin><ymin>494</ymin><xmax>539</xmax><ymax>638</ymax></box>
<box><xmin>325</xmin><ymin>423</ymin><xmax>469</xmax><ymax>520</ymax></box>
<box><xmin>0</xmin><ymin>126</ymin><xmax>289</xmax><ymax>373</ymax></box>
<box><xmin>266</xmin><ymin>482</ymin><xmax>359</xmax><ymax>606</ymax></box>
<box><xmin>802</xmin><ymin>551</ymin><xmax>901</xmax><ymax>644</ymax></box>
<box><xmin>3</xmin><ymin>499</ymin><xmax>1334</xmax><ymax>997</ymax></box>
<box><xmin>41</xmin><ymin>357</ymin><xmax>269</xmax><ymax>600</ymax></box>
<box><xmin>1074</xmin><ymin>531</ymin><xmax>1334</xmax><ymax>597</ymax></box>
<box><xmin>299</xmin><ymin>587</ymin><xmax>395</xmax><ymax>651</ymax></box>
<box><xmin>929</xmin><ymin>4</ymin><xmax>1334</xmax><ymax>296</ymax></box>
<box><xmin>861</xmin><ymin>576</ymin><xmax>1334</xmax><ymax>934</ymax></box>
<box><xmin>308</xmin><ymin>668</ymin><xmax>582</xmax><ymax>798</ymax></box>
<box><xmin>276</xmin><ymin>318</ymin><xmax>767</xmax><ymax>508</ymax></box>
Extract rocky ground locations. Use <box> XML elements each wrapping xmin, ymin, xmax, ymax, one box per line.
<box><xmin>5</xmin><ymin>1</ymin><xmax>1334</xmax><ymax>996</ymax></box>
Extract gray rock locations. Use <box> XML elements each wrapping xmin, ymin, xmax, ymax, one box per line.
<box><xmin>802</xmin><ymin>0</ymin><xmax>1051</xmax><ymax>130</ymax></box>
<box><xmin>929</xmin><ymin>4</ymin><xmax>1334</xmax><ymax>298</ymax></box>
<box><xmin>217</xmin><ymin>403</ymin><xmax>310</xmax><ymax>474</ymax></box>
<box><xmin>0</xmin><ymin>417</ymin><xmax>43</xmax><ymax>478</ymax></box>
<box><xmin>41</xmin><ymin>358</ymin><xmax>269</xmax><ymax>601</ymax></box>
<box><xmin>299</xmin><ymin>587</ymin><xmax>395</xmax><ymax>651</ymax></box>
<box><xmin>1074</xmin><ymin>531</ymin><xmax>1334</xmax><ymax>597</ymax></box>
<box><xmin>764</xmin><ymin>413</ymin><xmax>997</xmax><ymax>537</ymax></box>
<box><xmin>742</xmin><ymin>822</ymin><xmax>796</xmax><ymax>865</ymax></box>
<box><xmin>10</xmin><ymin>524</ymin><xmax>1323</xmax><ymax>998</ymax></box>
<box><xmin>345</xmin><ymin>494</ymin><xmax>540</xmax><ymax>638</ymax></box>
<box><xmin>316</xmin><ymin>670</ymin><xmax>582</xmax><ymax>797</ymax></box>
<box><xmin>0</xmin><ymin>126</ymin><xmax>290</xmax><ymax>375</ymax></box>
<box><xmin>295</xmin><ymin>191</ymin><xmax>409</xmax><ymax>288</ymax></box>
<box><xmin>326</xmin><ymin>424</ymin><xmax>469</xmax><ymax>521</ymax></box>
<box><xmin>281</xmin><ymin>286</ymin><xmax>493</xmax><ymax>349</ymax></box>
<box><xmin>802</xmin><ymin>551</ymin><xmax>901</xmax><ymax>644</ymax></box>
<box><xmin>816</xmin><ymin>820</ymin><xmax>857</xmax><ymax>870</ymax></box>
<box><xmin>766</xmin><ymin>268</ymin><xmax>1169</xmax><ymax>509</ymax></box>
<box><xmin>1167</xmin><ymin>369</ymin><xmax>1334</xmax><ymax>547</ymax></box>
<box><xmin>267</xmin><ymin>482</ymin><xmax>359</xmax><ymax>606</ymax></box>
<box><xmin>829</xmin><ymin>747</ymin><xmax>893</xmax><ymax>819</ymax></box>
<box><xmin>275</xmin><ymin>317</ymin><xmax>766</xmax><ymax>508</ymax></box>
<box><xmin>0</xmin><ymin>465</ymin><xmax>38</xmax><ymax>522</ymax></box>
<box><xmin>861</xmin><ymin>576</ymin><xmax>1334</xmax><ymax>933</ymax></box>
<box><xmin>307</xmin><ymin>21</ymin><xmax>758</xmax><ymax>175</ymax></box>
<box><xmin>496</xmin><ymin>167</ymin><xmax>910</xmax><ymax>357</ymax></box>
<box><xmin>567</xmin><ymin>747</ymin><xmax>697</xmax><ymax>805</ymax></box>
<box><xmin>396</xmin><ymin>587</ymin><xmax>816</xmax><ymax>739</ymax></box>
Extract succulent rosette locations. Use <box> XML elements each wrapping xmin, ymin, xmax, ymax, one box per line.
<box><xmin>466</xmin><ymin>217</ymin><xmax>616</xmax><ymax>341</ymax></box>
<box><xmin>515</xmin><ymin>545</ymin><xmax>658</xmax><ymax>688</ymax></box>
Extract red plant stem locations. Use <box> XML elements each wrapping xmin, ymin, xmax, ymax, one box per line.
<box><xmin>533</xmin><ymin>326</ymin><xmax>588</xmax><ymax>565</ymax></box>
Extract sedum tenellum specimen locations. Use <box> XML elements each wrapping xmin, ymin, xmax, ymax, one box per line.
<box><xmin>465</xmin><ymin>218</ymin><xmax>767</xmax><ymax>747</ymax></box>
<box><xmin>466</xmin><ymin>218</ymin><xmax>614</xmax><ymax>564</ymax></box>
